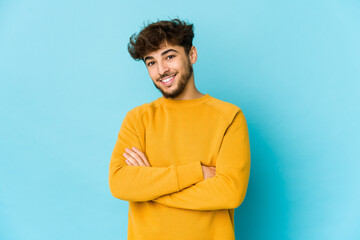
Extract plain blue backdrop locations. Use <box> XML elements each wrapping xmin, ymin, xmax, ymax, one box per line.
<box><xmin>1</xmin><ymin>0</ymin><xmax>359</xmax><ymax>239</ymax></box>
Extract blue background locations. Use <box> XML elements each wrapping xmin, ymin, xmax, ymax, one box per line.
<box><xmin>1</xmin><ymin>0</ymin><xmax>359</xmax><ymax>239</ymax></box>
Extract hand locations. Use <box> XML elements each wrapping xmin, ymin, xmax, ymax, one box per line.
<box><xmin>123</xmin><ymin>147</ymin><xmax>151</xmax><ymax>167</ymax></box>
<box><xmin>201</xmin><ymin>164</ymin><xmax>216</xmax><ymax>180</ymax></box>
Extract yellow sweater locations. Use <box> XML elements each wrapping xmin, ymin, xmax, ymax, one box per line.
<box><xmin>109</xmin><ymin>93</ymin><xmax>251</xmax><ymax>240</ymax></box>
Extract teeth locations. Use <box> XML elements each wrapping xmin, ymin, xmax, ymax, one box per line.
<box><xmin>161</xmin><ymin>75</ymin><xmax>175</xmax><ymax>82</ymax></box>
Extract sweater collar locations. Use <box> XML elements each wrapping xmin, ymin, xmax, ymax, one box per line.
<box><xmin>159</xmin><ymin>94</ymin><xmax>211</xmax><ymax>108</ymax></box>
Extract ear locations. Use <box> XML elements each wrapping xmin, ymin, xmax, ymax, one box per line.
<box><xmin>188</xmin><ymin>46</ymin><xmax>197</xmax><ymax>64</ymax></box>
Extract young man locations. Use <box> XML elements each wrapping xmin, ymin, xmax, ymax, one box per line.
<box><xmin>109</xmin><ymin>18</ymin><xmax>251</xmax><ymax>240</ymax></box>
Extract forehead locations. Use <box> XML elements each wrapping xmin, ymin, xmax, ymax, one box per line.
<box><xmin>144</xmin><ymin>44</ymin><xmax>184</xmax><ymax>59</ymax></box>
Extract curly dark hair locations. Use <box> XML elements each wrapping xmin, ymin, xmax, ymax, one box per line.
<box><xmin>128</xmin><ymin>18</ymin><xmax>194</xmax><ymax>61</ymax></box>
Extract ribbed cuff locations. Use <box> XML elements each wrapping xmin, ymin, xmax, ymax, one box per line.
<box><xmin>175</xmin><ymin>161</ymin><xmax>203</xmax><ymax>191</ymax></box>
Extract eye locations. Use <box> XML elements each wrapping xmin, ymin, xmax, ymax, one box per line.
<box><xmin>147</xmin><ymin>61</ymin><xmax>155</xmax><ymax>66</ymax></box>
<box><xmin>166</xmin><ymin>55</ymin><xmax>175</xmax><ymax>60</ymax></box>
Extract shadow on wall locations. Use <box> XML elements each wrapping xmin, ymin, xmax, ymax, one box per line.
<box><xmin>234</xmin><ymin>121</ymin><xmax>291</xmax><ymax>240</ymax></box>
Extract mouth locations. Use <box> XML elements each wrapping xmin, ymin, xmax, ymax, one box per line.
<box><xmin>159</xmin><ymin>74</ymin><xmax>176</xmax><ymax>86</ymax></box>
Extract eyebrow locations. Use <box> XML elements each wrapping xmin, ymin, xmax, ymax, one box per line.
<box><xmin>143</xmin><ymin>49</ymin><xmax>178</xmax><ymax>62</ymax></box>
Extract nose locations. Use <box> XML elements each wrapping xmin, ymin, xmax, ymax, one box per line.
<box><xmin>157</xmin><ymin>61</ymin><xmax>170</xmax><ymax>77</ymax></box>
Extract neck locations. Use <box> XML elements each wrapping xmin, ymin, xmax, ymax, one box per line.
<box><xmin>164</xmin><ymin>77</ymin><xmax>204</xmax><ymax>100</ymax></box>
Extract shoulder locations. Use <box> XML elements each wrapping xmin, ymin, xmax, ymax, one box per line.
<box><xmin>125</xmin><ymin>97</ymin><xmax>161</xmax><ymax>119</ymax></box>
<box><xmin>206</xmin><ymin>95</ymin><xmax>245</xmax><ymax>122</ymax></box>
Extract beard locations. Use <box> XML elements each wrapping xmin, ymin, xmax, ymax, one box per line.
<box><xmin>152</xmin><ymin>60</ymin><xmax>193</xmax><ymax>99</ymax></box>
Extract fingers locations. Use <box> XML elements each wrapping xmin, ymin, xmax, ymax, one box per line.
<box><xmin>123</xmin><ymin>147</ymin><xmax>150</xmax><ymax>167</ymax></box>
<box><xmin>125</xmin><ymin>159</ymin><xmax>134</xmax><ymax>166</ymax></box>
<box><xmin>124</xmin><ymin>148</ymin><xmax>146</xmax><ymax>166</ymax></box>
<box><xmin>123</xmin><ymin>152</ymin><xmax>139</xmax><ymax>166</ymax></box>
<box><xmin>201</xmin><ymin>164</ymin><xmax>216</xmax><ymax>179</ymax></box>
<box><xmin>131</xmin><ymin>147</ymin><xmax>151</xmax><ymax>167</ymax></box>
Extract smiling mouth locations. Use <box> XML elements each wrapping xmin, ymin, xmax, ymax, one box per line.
<box><xmin>159</xmin><ymin>74</ymin><xmax>176</xmax><ymax>86</ymax></box>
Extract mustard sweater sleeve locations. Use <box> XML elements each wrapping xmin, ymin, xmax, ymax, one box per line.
<box><xmin>151</xmin><ymin>110</ymin><xmax>251</xmax><ymax>210</ymax></box>
<box><xmin>109</xmin><ymin>111</ymin><xmax>204</xmax><ymax>202</ymax></box>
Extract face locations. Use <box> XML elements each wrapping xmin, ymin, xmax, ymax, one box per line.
<box><xmin>143</xmin><ymin>44</ymin><xmax>196</xmax><ymax>99</ymax></box>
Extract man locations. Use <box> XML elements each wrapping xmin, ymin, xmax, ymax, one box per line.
<box><xmin>109</xmin><ymin>18</ymin><xmax>251</xmax><ymax>240</ymax></box>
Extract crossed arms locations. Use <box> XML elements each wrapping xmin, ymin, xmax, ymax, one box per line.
<box><xmin>108</xmin><ymin>109</ymin><xmax>251</xmax><ymax>210</ymax></box>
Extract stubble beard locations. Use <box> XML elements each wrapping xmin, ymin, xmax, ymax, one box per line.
<box><xmin>152</xmin><ymin>60</ymin><xmax>193</xmax><ymax>99</ymax></box>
